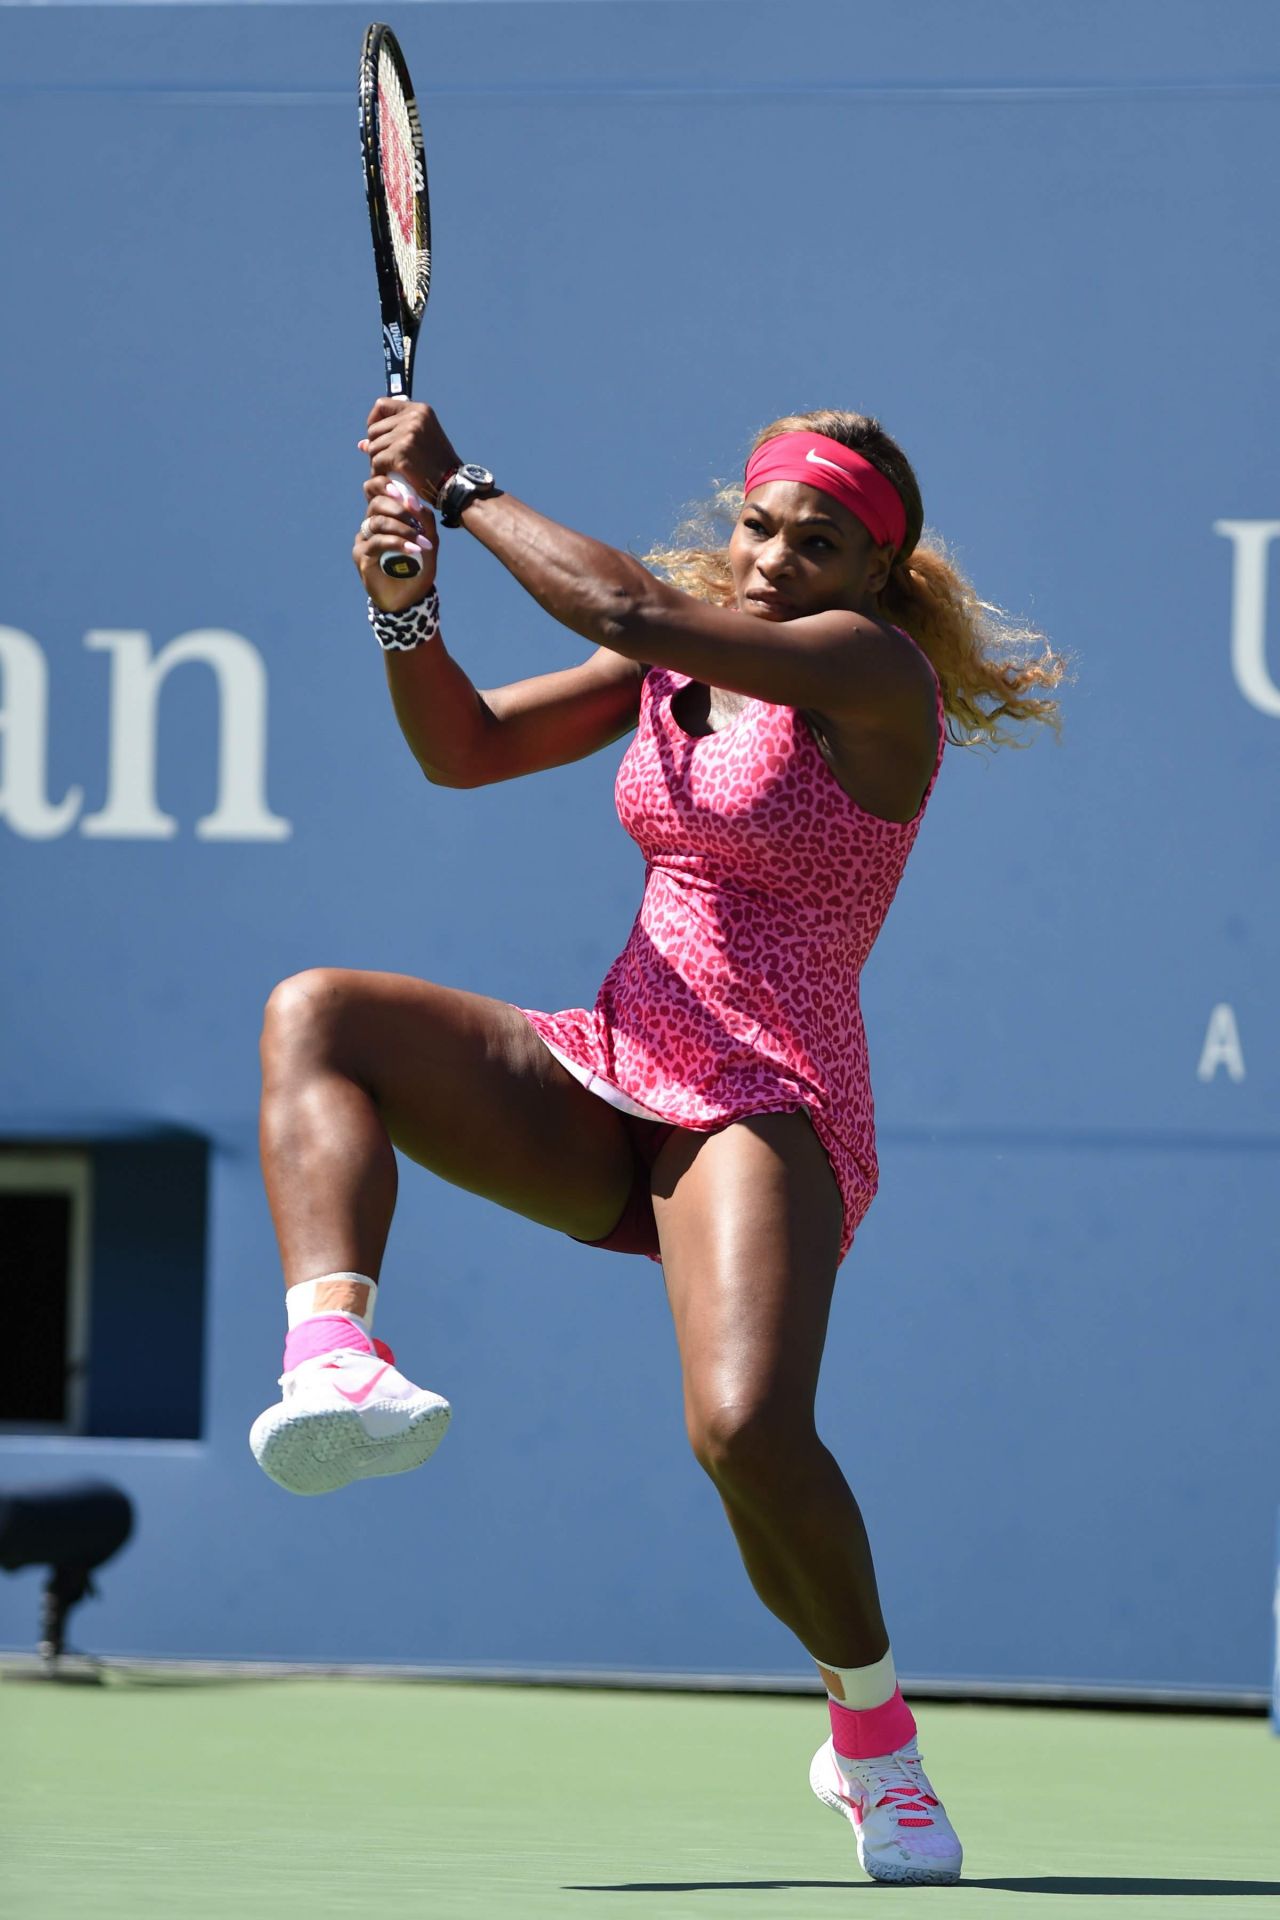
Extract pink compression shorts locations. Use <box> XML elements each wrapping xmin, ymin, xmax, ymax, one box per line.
<box><xmin>573</xmin><ymin>1108</ymin><xmax>676</xmax><ymax>1257</ymax></box>
<box><xmin>532</xmin><ymin>1028</ymin><xmax>676</xmax><ymax>1257</ymax></box>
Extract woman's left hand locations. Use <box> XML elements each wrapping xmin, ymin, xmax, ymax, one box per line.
<box><xmin>359</xmin><ymin>397</ymin><xmax>462</xmax><ymax>505</ymax></box>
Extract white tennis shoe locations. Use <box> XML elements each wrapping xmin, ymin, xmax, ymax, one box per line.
<box><xmin>249</xmin><ymin>1339</ymin><xmax>451</xmax><ymax>1496</ymax></box>
<box><xmin>809</xmin><ymin>1733</ymin><xmax>963</xmax><ymax>1886</ymax></box>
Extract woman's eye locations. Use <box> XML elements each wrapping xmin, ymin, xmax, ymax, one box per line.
<box><xmin>744</xmin><ymin>518</ymin><xmax>767</xmax><ymax>535</ymax></box>
<box><xmin>807</xmin><ymin>536</ymin><xmax>833</xmax><ymax>552</ymax></box>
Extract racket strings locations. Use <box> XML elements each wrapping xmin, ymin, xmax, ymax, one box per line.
<box><xmin>376</xmin><ymin>50</ymin><xmax>429</xmax><ymax>316</ymax></box>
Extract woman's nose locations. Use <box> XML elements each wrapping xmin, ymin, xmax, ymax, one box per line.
<box><xmin>757</xmin><ymin>540</ymin><xmax>793</xmax><ymax>580</ymax></box>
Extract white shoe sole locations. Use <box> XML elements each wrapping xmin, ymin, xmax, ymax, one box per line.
<box><xmin>809</xmin><ymin>1745</ymin><xmax>962</xmax><ymax>1887</ymax></box>
<box><xmin>249</xmin><ymin>1391</ymin><xmax>451</xmax><ymax>1496</ymax></box>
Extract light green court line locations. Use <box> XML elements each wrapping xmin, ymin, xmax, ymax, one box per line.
<box><xmin>2</xmin><ymin>1680</ymin><xmax>1277</xmax><ymax>1920</ymax></box>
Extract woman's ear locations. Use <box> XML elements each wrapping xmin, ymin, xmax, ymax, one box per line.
<box><xmin>868</xmin><ymin>542</ymin><xmax>897</xmax><ymax>597</ymax></box>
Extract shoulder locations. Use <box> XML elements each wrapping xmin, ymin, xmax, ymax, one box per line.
<box><xmin>801</xmin><ymin>620</ymin><xmax>940</xmax><ymax>819</ymax></box>
<box><xmin>590</xmin><ymin>647</ymin><xmax>650</xmax><ymax>692</ymax></box>
<box><xmin>807</xmin><ymin>614</ymin><xmax>938</xmax><ymax>735</ymax></box>
<box><xmin>572</xmin><ymin>645</ymin><xmax>649</xmax><ymax>720</ymax></box>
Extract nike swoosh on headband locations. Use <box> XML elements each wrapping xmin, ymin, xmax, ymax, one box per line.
<box><xmin>805</xmin><ymin>449</ymin><xmax>849</xmax><ymax>476</ymax></box>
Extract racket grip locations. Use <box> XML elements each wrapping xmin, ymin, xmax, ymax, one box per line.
<box><xmin>378</xmin><ymin>473</ymin><xmax>432</xmax><ymax>579</ymax></box>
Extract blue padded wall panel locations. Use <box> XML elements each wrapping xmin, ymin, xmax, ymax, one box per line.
<box><xmin>0</xmin><ymin>1</ymin><xmax>1277</xmax><ymax>1686</ymax></box>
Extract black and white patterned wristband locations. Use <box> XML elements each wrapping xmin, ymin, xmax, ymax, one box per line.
<box><xmin>367</xmin><ymin>589</ymin><xmax>441</xmax><ymax>652</ymax></box>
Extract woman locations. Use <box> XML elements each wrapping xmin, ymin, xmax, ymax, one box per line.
<box><xmin>250</xmin><ymin>401</ymin><xmax>1061</xmax><ymax>1885</ymax></box>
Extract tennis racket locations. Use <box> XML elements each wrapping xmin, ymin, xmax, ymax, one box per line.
<box><xmin>358</xmin><ymin>23</ymin><xmax>432</xmax><ymax>579</ymax></box>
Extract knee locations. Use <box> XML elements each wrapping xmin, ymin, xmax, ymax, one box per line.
<box><xmin>260</xmin><ymin>968</ymin><xmax>351</xmax><ymax>1070</ymax></box>
<box><xmin>686</xmin><ymin>1396</ymin><xmax>816</xmax><ymax>1502</ymax></box>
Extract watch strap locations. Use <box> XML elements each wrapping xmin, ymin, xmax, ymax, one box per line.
<box><xmin>437</xmin><ymin>464</ymin><xmax>499</xmax><ymax>528</ymax></box>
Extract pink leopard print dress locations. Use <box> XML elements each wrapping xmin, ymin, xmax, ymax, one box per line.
<box><xmin>521</xmin><ymin>654</ymin><xmax>945</xmax><ymax>1261</ymax></box>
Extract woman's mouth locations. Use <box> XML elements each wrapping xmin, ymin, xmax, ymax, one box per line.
<box><xmin>745</xmin><ymin>588</ymin><xmax>793</xmax><ymax>615</ymax></box>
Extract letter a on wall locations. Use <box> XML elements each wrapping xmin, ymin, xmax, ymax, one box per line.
<box><xmin>1197</xmin><ymin>1003</ymin><xmax>1246</xmax><ymax>1083</ymax></box>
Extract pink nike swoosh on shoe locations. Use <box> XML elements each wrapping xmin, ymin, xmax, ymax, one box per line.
<box><xmin>329</xmin><ymin>1363</ymin><xmax>392</xmax><ymax>1405</ymax></box>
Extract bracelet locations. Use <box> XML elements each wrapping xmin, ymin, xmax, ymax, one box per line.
<box><xmin>367</xmin><ymin>589</ymin><xmax>440</xmax><ymax>652</ymax></box>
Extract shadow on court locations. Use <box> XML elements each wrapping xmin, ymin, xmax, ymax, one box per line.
<box><xmin>963</xmin><ymin>1883</ymin><xmax>1280</xmax><ymax>1899</ymax></box>
<box><xmin>565</xmin><ymin>1879</ymin><xmax>1280</xmax><ymax>1898</ymax></box>
<box><xmin>565</xmin><ymin>1885</ymin><xmax>860</xmax><ymax>1896</ymax></box>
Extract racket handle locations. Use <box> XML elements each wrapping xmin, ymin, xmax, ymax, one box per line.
<box><xmin>378</xmin><ymin>473</ymin><xmax>432</xmax><ymax>579</ymax></box>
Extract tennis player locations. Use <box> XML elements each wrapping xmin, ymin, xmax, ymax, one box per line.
<box><xmin>251</xmin><ymin>401</ymin><xmax>1061</xmax><ymax>1885</ymax></box>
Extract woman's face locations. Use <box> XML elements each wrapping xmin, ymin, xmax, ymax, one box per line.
<box><xmin>729</xmin><ymin>480</ymin><xmax>894</xmax><ymax>621</ymax></box>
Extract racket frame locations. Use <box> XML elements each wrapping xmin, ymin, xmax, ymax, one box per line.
<box><xmin>358</xmin><ymin>23</ymin><xmax>433</xmax><ymax>579</ymax></box>
<box><xmin>358</xmin><ymin>22</ymin><xmax>431</xmax><ymax>400</ymax></box>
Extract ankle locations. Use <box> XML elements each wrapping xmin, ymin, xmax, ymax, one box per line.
<box><xmin>814</xmin><ymin>1646</ymin><xmax>917</xmax><ymax>1761</ymax></box>
<box><xmin>286</xmin><ymin>1273</ymin><xmax>378</xmax><ymax>1333</ymax></box>
<box><xmin>283</xmin><ymin>1313</ymin><xmax>376</xmax><ymax>1373</ymax></box>
<box><xmin>828</xmin><ymin>1688</ymin><xmax>917</xmax><ymax>1762</ymax></box>
<box><xmin>816</xmin><ymin>1646</ymin><xmax>897</xmax><ymax>1710</ymax></box>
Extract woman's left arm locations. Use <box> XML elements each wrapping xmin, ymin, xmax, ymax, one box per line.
<box><xmin>362</xmin><ymin>397</ymin><xmax>921</xmax><ymax>723</ymax></box>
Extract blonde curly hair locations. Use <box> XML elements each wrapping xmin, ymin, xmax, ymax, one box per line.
<box><xmin>644</xmin><ymin>409</ymin><xmax>1065</xmax><ymax>747</ymax></box>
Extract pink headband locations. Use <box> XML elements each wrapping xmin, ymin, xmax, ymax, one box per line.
<box><xmin>743</xmin><ymin>432</ymin><xmax>907</xmax><ymax>551</ymax></box>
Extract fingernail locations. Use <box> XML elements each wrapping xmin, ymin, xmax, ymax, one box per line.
<box><xmin>416</xmin><ymin>536</ymin><xmax>435</xmax><ymax>552</ymax></box>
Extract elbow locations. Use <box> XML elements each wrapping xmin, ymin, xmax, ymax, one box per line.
<box><xmin>419</xmin><ymin>705</ymin><xmax>498</xmax><ymax>789</ymax></box>
<box><xmin>594</xmin><ymin>583</ymin><xmax>652</xmax><ymax>655</ymax></box>
<box><xmin>421</xmin><ymin>756</ymin><xmax>487</xmax><ymax>790</ymax></box>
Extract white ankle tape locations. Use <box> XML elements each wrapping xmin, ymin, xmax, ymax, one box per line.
<box><xmin>286</xmin><ymin>1274</ymin><xmax>378</xmax><ymax>1334</ymax></box>
<box><xmin>815</xmin><ymin>1647</ymin><xmax>898</xmax><ymax>1711</ymax></box>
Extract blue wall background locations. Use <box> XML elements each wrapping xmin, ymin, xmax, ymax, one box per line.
<box><xmin>1</xmin><ymin>0</ymin><xmax>1277</xmax><ymax>1694</ymax></box>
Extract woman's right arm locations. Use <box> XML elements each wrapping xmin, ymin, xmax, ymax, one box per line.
<box><xmin>355</xmin><ymin>479</ymin><xmax>644</xmax><ymax>788</ymax></box>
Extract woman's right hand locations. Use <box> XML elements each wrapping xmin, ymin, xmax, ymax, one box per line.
<box><xmin>353</xmin><ymin>477</ymin><xmax>438</xmax><ymax>611</ymax></box>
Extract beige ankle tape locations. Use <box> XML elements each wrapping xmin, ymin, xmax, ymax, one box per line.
<box><xmin>285</xmin><ymin>1274</ymin><xmax>378</xmax><ymax>1334</ymax></box>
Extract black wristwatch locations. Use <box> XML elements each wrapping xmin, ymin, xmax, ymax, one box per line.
<box><xmin>437</xmin><ymin>463</ymin><xmax>500</xmax><ymax>528</ymax></box>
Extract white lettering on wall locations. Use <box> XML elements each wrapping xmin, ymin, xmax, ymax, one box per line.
<box><xmin>0</xmin><ymin>625</ymin><xmax>292</xmax><ymax>841</ymax></box>
<box><xmin>81</xmin><ymin>629</ymin><xmax>290</xmax><ymax>842</ymax></box>
<box><xmin>0</xmin><ymin>626</ymin><xmax>85</xmax><ymax>838</ymax></box>
<box><xmin>1197</xmin><ymin>1003</ymin><xmax>1246</xmax><ymax>1083</ymax></box>
<box><xmin>1213</xmin><ymin>519</ymin><xmax>1280</xmax><ymax>717</ymax></box>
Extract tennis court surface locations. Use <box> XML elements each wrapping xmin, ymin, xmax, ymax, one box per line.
<box><xmin>3</xmin><ymin>1679</ymin><xmax>1277</xmax><ymax>1918</ymax></box>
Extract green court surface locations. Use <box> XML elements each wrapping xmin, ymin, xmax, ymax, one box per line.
<box><xmin>2</xmin><ymin>1679</ymin><xmax>1277</xmax><ymax>1919</ymax></box>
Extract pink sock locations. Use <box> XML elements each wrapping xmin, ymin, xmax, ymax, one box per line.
<box><xmin>828</xmin><ymin>1687</ymin><xmax>917</xmax><ymax>1761</ymax></box>
<box><xmin>283</xmin><ymin>1313</ymin><xmax>375</xmax><ymax>1373</ymax></box>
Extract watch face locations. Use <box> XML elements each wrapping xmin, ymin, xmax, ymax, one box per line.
<box><xmin>459</xmin><ymin>464</ymin><xmax>493</xmax><ymax>486</ymax></box>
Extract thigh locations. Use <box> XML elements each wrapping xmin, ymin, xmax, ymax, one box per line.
<box><xmin>652</xmin><ymin>1112</ymin><xmax>845</xmax><ymax>1425</ymax></box>
<box><xmin>275</xmin><ymin>968</ymin><xmax>636</xmax><ymax>1242</ymax></box>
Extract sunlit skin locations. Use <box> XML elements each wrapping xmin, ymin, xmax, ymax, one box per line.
<box><xmin>260</xmin><ymin>396</ymin><xmax>946</xmax><ymax>1681</ymax></box>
